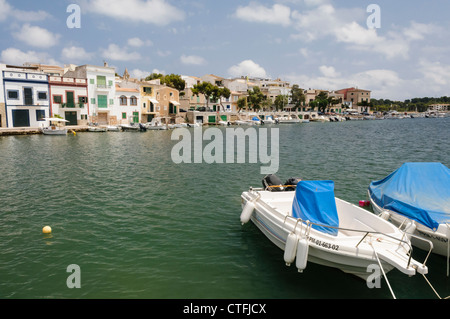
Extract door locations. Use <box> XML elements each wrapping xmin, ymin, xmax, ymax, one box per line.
<box><xmin>132</xmin><ymin>112</ymin><xmax>139</xmax><ymax>123</ymax></box>
<box><xmin>97</xmin><ymin>95</ymin><xmax>107</xmax><ymax>108</ymax></box>
<box><xmin>12</xmin><ymin>110</ymin><xmax>30</xmax><ymax>127</ymax></box>
<box><xmin>97</xmin><ymin>112</ymin><xmax>108</xmax><ymax>125</ymax></box>
<box><xmin>65</xmin><ymin>111</ymin><xmax>77</xmax><ymax>125</ymax></box>
<box><xmin>66</xmin><ymin>92</ymin><xmax>75</xmax><ymax>108</ymax></box>
<box><xmin>147</xmin><ymin>114</ymin><xmax>154</xmax><ymax>122</ymax></box>
<box><xmin>24</xmin><ymin>88</ymin><xmax>33</xmax><ymax>105</ymax></box>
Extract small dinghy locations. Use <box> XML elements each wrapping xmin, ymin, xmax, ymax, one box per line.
<box><xmin>369</xmin><ymin>163</ymin><xmax>450</xmax><ymax>259</ymax></box>
<box><xmin>241</xmin><ymin>175</ymin><xmax>429</xmax><ymax>283</ymax></box>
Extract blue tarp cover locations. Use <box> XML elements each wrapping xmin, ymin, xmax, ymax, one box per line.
<box><xmin>292</xmin><ymin>180</ymin><xmax>339</xmax><ymax>236</ymax></box>
<box><xmin>251</xmin><ymin>116</ymin><xmax>260</xmax><ymax>121</ymax></box>
<box><xmin>369</xmin><ymin>162</ymin><xmax>450</xmax><ymax>231</ymax></box>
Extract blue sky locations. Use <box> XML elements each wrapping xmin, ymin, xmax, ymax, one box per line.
<box><xmin>1</xmin><ymin>0</ymin><xmax>450</xmax><ymax>100</ymax></box>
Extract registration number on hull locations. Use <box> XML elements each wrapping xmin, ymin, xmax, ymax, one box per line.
<box><xmin>308</xmin><ymin>236</ymin><xmax>339</xmax><ymax>251</ymax></box>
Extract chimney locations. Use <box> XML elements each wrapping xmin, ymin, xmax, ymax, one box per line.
<box><xmin>104</xmin><ymin>61</ymin><xmax>108</xmax><ymax>67</ymax></box>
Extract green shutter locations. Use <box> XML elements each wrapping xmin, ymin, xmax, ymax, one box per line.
<box><xmin>91</xmin><ymin>98</ymin><xmax>96</xmax><ymax>104</ymax></box>
<box><xmin>66</xmin><ymin>92</ymin><xmax>75</xmax><ymax>107</ymax></box>
<box><xmin>97</xmin><ymin>76</ymin><xmax>106</xmax><ymax>88</ymax></box>
<box><xmin>98</xmin><ymin>95</ymin><xmax>107</xmax><ymax>108</ymax></box>
<box><xmin>90</xmin><ymin>79</ymin><xmax>95</xmax><ymax>84</ymax></box>
<box><xmin>133</xmin><ymin>112</ymin><xmax>139</xmax><ymax>123</ymax></box>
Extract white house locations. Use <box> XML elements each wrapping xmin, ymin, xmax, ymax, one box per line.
<box><xmin>66</xmin><ymin>63</ymin><xmax>116</xmax><ymax>125</ymax></box>
<box><xmin>0</xmin><ymin>64</ymin><xmax>50</xmax><ymax>128</ymax></box>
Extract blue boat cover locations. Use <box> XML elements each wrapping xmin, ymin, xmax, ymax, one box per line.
<box><xmin>251</xmin><ymin>116</ymin><xmax>260</xmax><ymax>121</ymax></box>
<box><xmin>369</xmin><ymin>163</ymin><xmax>450</xmax><ymax>231</ymax></box>
<box><xmin>292</xmin><ymin>180</ymin><xmax>339</xmax><ymax>236</ymax></box>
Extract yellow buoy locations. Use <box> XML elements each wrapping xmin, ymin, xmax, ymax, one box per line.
<box><xmin>42</xmin><ymin>226</ymin><xmax>52</xmax><ymax>234</ymax></box>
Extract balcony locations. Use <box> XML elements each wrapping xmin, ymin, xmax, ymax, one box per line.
<box><xmin>96</xmin><ymin>84</ymin><xmax>112</xmax><ymax>91</ymax></box>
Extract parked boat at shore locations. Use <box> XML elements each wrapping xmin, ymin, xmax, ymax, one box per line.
<box><xmin>41</xmin><ymin>118</ymin><xmax>69</xmax><ymax>135</ymax></box>
<box><xmin>368</xmin><ymin>163</ymin><xmax>450</xmax><ymax>262</ymax></box>
<box><xmin>240</xmin><ymin>176</ymin><xmax>429</xmax><ymax>285</ymax></box>
<box><xmin>278</xmin><ymin>115</ymin><xmax>300</xmax><ymax>123</ymax></box>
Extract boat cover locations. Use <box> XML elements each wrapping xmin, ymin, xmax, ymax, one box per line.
<box><xmin>252</xmin><ymin>116</ymin><xmax>260</xmax><ymax>121</ymax></box>
<box><xmin>292</xmin><ymin>180</ymin><xmax>339</xmax><ymax>236</ymax></box>
<box><xmin>368</xmin><ymin>162</ymin><xmax>450</xmax><ymax>231</ymax></box>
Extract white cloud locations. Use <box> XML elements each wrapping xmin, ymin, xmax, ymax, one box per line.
<box><xmin>0</xmin><ymin>0</ymin><xmax>52</xmax><ymax>22</ymax></box>
<box><xmin>61</xmin><ymin>46</ymin><xmax>94</xmax><ymax>62</ymax></box>
<box><xmin>234</xmin><ymin>3</ymin><xmax>292</xmax><ymax>27</ymax></box>
<box><xmin>228</xmin><ymin>60</ymin><xmax>268</xmax><ymax>78</ymax></box>
<box><xmin>127</xmin><ymin>37</ymin><xmax>153</xmax><ymax>47</ymax></box>
<box><xmin>319</xmin><ymin>65</ymin><xmax>340</xmax><ymax>78</ymax></box>
<box><xmin>130</xmin><ymin>69</ymin><xmax>150</xmax><ymax>79</ymax></box>
<box><xmin>1</xmin><ymin>47</ymin><xmax>58</xmax><ymax>66</ymax></box>
<box><xmin>13</xmin><ymin>24</ymin><xmax>60</xmax><ymax>48</ymax></box>
<box><xmin>180</xmin><ymin>54</ymin><xmax>206</xmax><ymax>65</ymax></box>
<box><xmin>82</xmin><ymin>0</ymin><xmax>185</xmax><ymax>26</ymax></box>
<box><xmin>101</xmin><ymin>44</ymin><xmax>141</xmax><ymax>61</ymax></box>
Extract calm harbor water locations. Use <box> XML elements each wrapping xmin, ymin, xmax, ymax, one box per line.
<box><xmin>0</xmin><ymin>117</ymin><xmax>449</xmax><ymax>299</ymax></box>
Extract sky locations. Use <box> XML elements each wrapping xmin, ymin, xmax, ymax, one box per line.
<box><xmin>1</xmin><ymin>0</ymin><xmax>450</xmax><ymax>101</ymax></box>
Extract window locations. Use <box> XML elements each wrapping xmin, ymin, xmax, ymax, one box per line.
<box><xmin>130</xmin><ymin>96</ymin><xmax>137</xmax><ymax>106</ymax></box>
<box><xmin>91</xmin><ymin>98</ymin><xmax>96</xmax><ymax>104</ymax></box>
<box><xmin>53</xmin><ymin>95</ymin><xmax>62</xmax><ymax>103</ymax></box>
<box><xmin>120</xmin><ymin>95</ymin><xmax>127</xmax><ymax>105</ymax></box>
<box><xmin>97</xmin><ymin>76</ymin><xmax>106</xmax><ymax>88</ymax></box>
<box><xmin>90</xmin><ymin>79</ymin><xmax>95</xmax><ymax>84</ymax></box>
<box><xmin>109</xmin><ymin>99</ymin><xmax>114</xmax><ymax>105</ymax></box>
<box><xmin>79</xmin><ymin>96</ymin><xmax>88</xmax><ymax>104</ymax></box>
<box><xmin>122</xmin><ymin>112</ymin><xmax>127</xmax><ymax>119</ymax></box>
<box><xmin>23</xmin><ymin>88</ymin><xmax>33</xmax><ymax>105</ymax></box>
<box><xmin>36</xmin><ymin>110</ymin><xmax>45</xmax><ymax>121</ymax></box>
<box><xmin>143</xmin><ymin>87</ymin><xmax>152</xmax><ymax>94</ymax></box>
<box><xmin>7</xmin><ymin>90</ymin><xmax>19</xmax><ymax>100</ymax></box>
<box><xmin>38</xmin><ymin>92</ymin><xmax>47</xmax><ymax>100</ymax></box>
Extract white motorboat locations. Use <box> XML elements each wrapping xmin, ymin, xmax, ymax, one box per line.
<box><xmin>240</xmin><ymin>176</ymin><xmax>429</xmax><ymax>283</ymax></box>
<box><xmin>41</xmin><ymin>118</ymin><xmax>69</xmax><ymax>135</ymax></box>
<box><xmin>106</xmin><ymin>125</ymin><xmax>121</xmax><ymax>132</ymax></box>
<box><xmin>369</xmin><ymin>163</ymin><xmax>450</xmax><ymax>259</ymax></box>
<box><xmin>88</xmin><ymin>126</ymin><xmax>107</xmax><ymax>132</ymax></box>
<box><xmin>278</xmin><ymin>115</ymin><xmax>300</xmax><ymax>123</ymax></box>
<box><xmin>263</xmin><ymin>115</ymin><xmax>276</xmax><ymax>124</ymax></box>
<box><xmin>234</xmin><ymin>119</ymin><xmax>253</xmax><ymax>125</ymax></box>
<box><xmin>120</xmin><ymin>123</ymin><xmax>147</xmax><ymax>131</ymax></box>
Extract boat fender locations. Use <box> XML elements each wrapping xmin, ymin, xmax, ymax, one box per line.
<box><xmin>240</xmin><ymin>200</ymin><xmax>255</xmax><ymax>225</ymax></box>
<box><xmin>296</xmin><ymin>238</ymin><xmax>309</xmax><ymax>272</ymax></box>
<box><xmin>284</xmin><ymin>232</ymin><xmax>299</xmax><ymax>266</ymax></box>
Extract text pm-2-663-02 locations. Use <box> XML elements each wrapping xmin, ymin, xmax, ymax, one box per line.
<box><xmin>183</xmin><ymin>303</ymin><xmax>266</xmax><ymax>316</ymax></box>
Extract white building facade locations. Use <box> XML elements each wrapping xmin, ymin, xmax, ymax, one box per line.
<box><xmin>1</xmin><ymin>64</ymin><xmax>50</xmax><ymax>128</ymax></box>
<box><xmin>67</xmin><ymin>64</ymin><xmax>116</xmax><ymax>125</ymax></box>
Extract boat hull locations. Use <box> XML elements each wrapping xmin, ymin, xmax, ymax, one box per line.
<box><xmin>369</xmin><ymin>194</ymin><xmax>449</xmax><ymax>257</ymax></box>
<box><xmin>241</xmin><ymin>189</ymin><xmax>427</xmax><ymax>281</ymax></box>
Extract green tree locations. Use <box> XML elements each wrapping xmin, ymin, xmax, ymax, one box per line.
<box><xmin>290</xmin><ymin>85</ymin><xmax>305</xmax><ymax>111</ymax></box>
<box><xmin>237</xmin><ymin>96</ymin><xmax>247</xmax><ymax>112</ymax></box>
<box><xmin>192</xmin><ymin>82</ymin><xmax>215</xmax><ymax>110</ymax></box>
<box><xmin>274</xmin><ymin>95</ymin><xmax>289</xmax><ymax>111</ymax></box>
<box><xmin>247</xmin><ymin>87</ymin><xmax>264</xmax><ymax>110</ymax></box>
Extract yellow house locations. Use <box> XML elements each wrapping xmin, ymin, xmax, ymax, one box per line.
<box><xmin>140</xmin><ymin>82</ymin><xmax>181</xmax><ymax>123</ymax></box>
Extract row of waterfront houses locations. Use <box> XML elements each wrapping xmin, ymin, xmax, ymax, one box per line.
<box><xmin>0</xmin><ymin>61</ymin><xmax>371</xmax><ymax>129</ymax></box>
<box><xmin>0</xmin><ymin>62</ymin><xmax>181</xmax><ymax>129</ymax></box>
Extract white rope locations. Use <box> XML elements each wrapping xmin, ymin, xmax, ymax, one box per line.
<box><xmin>369</xmin><ymin>241</ymin><xmax>396</xmax><ymax>299</ymax></box>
